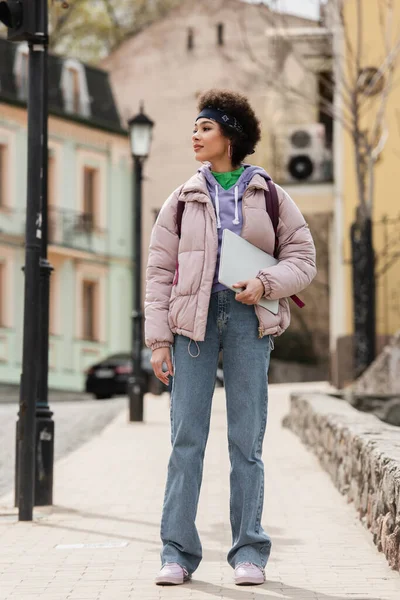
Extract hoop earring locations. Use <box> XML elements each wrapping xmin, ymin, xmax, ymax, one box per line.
<box><xmin>228</xmin><ymin>144</ymin><xmax>232</xmax><ymax>159</ymax></box>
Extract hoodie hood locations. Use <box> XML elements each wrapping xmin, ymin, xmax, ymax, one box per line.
<box><xmin>235</xmin><ymin>163</ymin><xmax>272</xmax><ymax>187</ymax></box>
<box><xmin>198</xmin><ymin>163</ymin><xmax>272</xmax><ymax>229</ymax></box>
<box><xmin>197</xmin><ymin>163</ymin><xmax>273</xmax><ymax>292</ymax></box>
<box><xmin>199</xmin><ymin>163</ymin><xmax>272</xmax><ymax>188</ymax></box>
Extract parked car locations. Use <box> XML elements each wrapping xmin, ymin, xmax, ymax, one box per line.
<box><xmin>85</xmin><ymin>350</ymin><xmax>166</xmax><ymax>400</ymax></box>
<box><xmin>216</xmin><ymin>367</ymin><xmax>224</xmax><ymax>387</ymax></box>
<box><xmin>85</xmin><ymin>350</ymin><xmax>224</xmax><ymax>400</ymax></box>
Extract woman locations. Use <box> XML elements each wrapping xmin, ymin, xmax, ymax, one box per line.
<box><xmin>145</xmin><ymin>89</ymin><xmax>316</xmax><ymax>586</ymax></box>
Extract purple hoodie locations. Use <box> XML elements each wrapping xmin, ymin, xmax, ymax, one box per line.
<box><xmin>199</xmin><ymin>163</ymin><xmax>273</xmax><ymax>293</ymax></box>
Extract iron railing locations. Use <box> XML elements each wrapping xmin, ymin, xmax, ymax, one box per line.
<box><xmin>48</xmin><ymin>207</ymin><xmax>106</xmax><ymax>252</ymax></box>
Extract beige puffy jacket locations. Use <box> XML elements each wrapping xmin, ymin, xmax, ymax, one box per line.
<box><xmin>144</xmin><ymin>171</ymin><xmax>316</xmax><ymax>350</ymax></box>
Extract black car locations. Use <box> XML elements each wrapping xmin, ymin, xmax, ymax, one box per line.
<box><xmin>85</xmin><ymin>350</ymin><xmax>166</xmax><ymax>400</ymax></box>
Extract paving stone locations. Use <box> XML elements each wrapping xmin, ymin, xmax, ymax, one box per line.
<box><xmin>0</xmin><ymin>384</ymin><xmax>399</xmax><ymax>599</ymax></box>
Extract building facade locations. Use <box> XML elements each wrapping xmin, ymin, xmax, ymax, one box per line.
<box><xmin>103</xmin><ymin>0</ymin><xmax>334</xmax><ymax>373</ymax></box>
<box><xmin>328</xmin><ymin>0</ymin><xmax>400</xmax><ymax>386</ymax></box>
<box><xmin>0</xmin><ymin>39</ymin><xmax>132</xmax><ymax>391</ymax></box>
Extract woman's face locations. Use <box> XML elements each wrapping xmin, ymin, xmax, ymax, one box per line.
<box><xmin>192</xmin><ymin>118</ymin><xmax>230</xmax><ymax>163</ymax></box>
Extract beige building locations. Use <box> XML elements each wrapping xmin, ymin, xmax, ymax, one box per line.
<box><xmin>103</xmin><ymin>0</ymin><xmax>334</xmax><ymax>372</ymax></box>
<box><xmin>103</xmin><ymin>0</ymin><xmax>330</xmax><ymax>241</ymax></box>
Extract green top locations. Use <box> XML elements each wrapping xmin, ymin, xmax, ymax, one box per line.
<box><xmin>211</xmin><ymin>166</ymin><xmax>245</xmax><ymax>190</ymax></box>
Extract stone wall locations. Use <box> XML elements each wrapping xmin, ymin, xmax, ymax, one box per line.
<box><xmin>283</xmin><ymin>392</ymin><xmax>400</xmax><ymax>571</ymax></box>
<box><xmin>269</xmin><ymin>359</ymin><xmax>328</xmax><ymax>384</ymax></box>
<box><xmin>352</xmin><ymin>330</ymin><xmax>400</xmax><ymax>395</ymax></box>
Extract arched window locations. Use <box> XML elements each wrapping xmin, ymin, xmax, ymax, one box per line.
<box><xmin>217</xmin><ymin>23</ymin><xmax>224</xmax><ymax>46</ymax></box>
<box><xmin>187</xmin><ymin>27</ymin><xmax>194</xmax><ymax>51</ymax></box>
<box><xmin>61</xmin><ymin>59</ymin><xmax>91</xmax><ymax>118</ymax></box>
<box><xmin>13</xmin><ymin>43</ymin><xmax>29</xmax><ymax>101</ymax></box>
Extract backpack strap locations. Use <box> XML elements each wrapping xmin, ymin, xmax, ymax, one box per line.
<box><xmin>176</xmin><ymin>200</ymin><xmax>185</xmax><ymax>238</ymax></box>
<box><xmin>177</xmin><ymin>184</ymin><xmax>305</xmax><ymax>308</ymax></box>
<box><xmin>264</xmin><ymin>181</ymin><xmax>305</xmax><ymax>309</ymax></box>
<box><xmin>265</xmin><ymin>181</ymin><xmax>279</xmax><ymax>258</ymax></box>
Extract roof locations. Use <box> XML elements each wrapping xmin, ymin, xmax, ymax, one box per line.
<box><xmin>103</xmin><ymin>0</ymin><xmax>319</xmax><ymax>60</ymax></box>
<box><xmin>0</xmin><ymin>38</ymin><xmax>126</xmax><ymax>136</ymax></box>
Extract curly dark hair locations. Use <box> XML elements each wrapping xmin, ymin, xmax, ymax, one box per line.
<box><xmin>197</xmin><ymin>89</ymin><xmax>261</xmax><ymax>165</ymax></box>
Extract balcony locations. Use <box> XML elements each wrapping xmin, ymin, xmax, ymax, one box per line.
<box><xmin>48</xmin><ymin>207</ymin><xmax>107</xmax><ymax>254</ymax></box>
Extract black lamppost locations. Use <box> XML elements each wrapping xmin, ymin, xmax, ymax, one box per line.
<box><xmin>35</xmin><ymin>81</ymin><xmax>55</xmax><ymax>506</ymax></box>
<box><xmin>127</xmin><ymin>105</ymin><xmax>154</xmax><ymax>422</ymax></box>
<box><xmin>1</xmin><ymin>0</ymin><xmax>51</xmax><ymax>520</ymax></box>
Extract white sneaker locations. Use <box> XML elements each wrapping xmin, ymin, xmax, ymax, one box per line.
<box><xmin>234</xmin><ymin>562</ymin><xmax>265</xmax><ymax>585</ymax></box>
<box><xmin>155</xmin><ymin>562</ymin><xmax>191</xmax><ymax>585</ymax></box>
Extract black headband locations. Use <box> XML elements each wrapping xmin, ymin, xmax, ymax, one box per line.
<box><xmin>196</xmin><ymin>107</ymin><xmax>244</xmax><ymax>134</ymax></box>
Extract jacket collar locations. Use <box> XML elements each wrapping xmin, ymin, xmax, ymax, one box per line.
<box><xmin>181</xmin><ymin>171</ymin><xmax>268</xmax><ymax>201</ymax></box>
<box><xmin>246</xmin><ymin>173</ymin><xmax>269</xmax><ymax>191</ymax></box>
<box><xmin>181</xmin><ymin>172</ymin><xmax>209</xmax><ymax>200</ymax></box>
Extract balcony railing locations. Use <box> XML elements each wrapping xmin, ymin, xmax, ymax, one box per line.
<box><xmin>48</xmin><ymin>207</ymin><xmax>107</xmax><ymax>253</ymax></box>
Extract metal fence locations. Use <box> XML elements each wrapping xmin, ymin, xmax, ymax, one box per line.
<box><xmin>48</xmin><ymin>207</ymin><xmax>106</xmax><ymax>253</ymax></box>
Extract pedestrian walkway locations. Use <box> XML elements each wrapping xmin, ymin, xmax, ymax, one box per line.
<box><xmin>0</xmin><ymin>383</ymin><xmax>399</xmax><ymax>600</ymax></box>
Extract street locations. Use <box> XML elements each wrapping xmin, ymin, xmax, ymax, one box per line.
<box><xmin>0</xmin><ymin>396</ymin><xmax>126</xmax><ymax>498</ymax></box>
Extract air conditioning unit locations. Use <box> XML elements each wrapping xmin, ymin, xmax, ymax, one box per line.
<box><xmin>281</xmin><ymin>123</ymin><xmax>332</xmax><ymax>184</ymax></box>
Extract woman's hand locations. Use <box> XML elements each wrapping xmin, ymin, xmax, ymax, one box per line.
<box><xmin>151</xmin><ymin>347</ymin><xmax>174</xmax><ymax>385</ymax></box>
<box><xmin>233</xmin><ymin>278</ymin><xmax>264</xmax><ymax>305</ymax></box>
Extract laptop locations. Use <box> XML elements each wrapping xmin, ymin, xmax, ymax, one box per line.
<box><xmin>218</xmin><ymin>229</ymin><xmax>279</xmax><ymax>315</ymax></box>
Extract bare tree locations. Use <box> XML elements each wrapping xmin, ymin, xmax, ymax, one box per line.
<box><xmin>49</xmin><ymin>0</ymin><xmax>183</xmax><ymax>62</ymax></box>
<box><xmin>237</xmin><ymin>0</ymin><xmax>400</xmax><ymax>219</ymax></box>
<box><xmin>236</xmin><ymin>0</ymin><xmax>400</xmax><ymax>376</ymax></box>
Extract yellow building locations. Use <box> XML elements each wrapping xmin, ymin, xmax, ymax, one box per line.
<box><xmin>329</xmin><ymin>0</ymin><xmax>400</xmax><ymax>386</ymax></box>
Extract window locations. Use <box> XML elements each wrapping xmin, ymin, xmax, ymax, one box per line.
<box><xmin>61</xmin><ymin>59</ymin><xmax>91</xmax><ymax>117</ymax></box>
<box><xmin>83</xmin><ymin>166</ymin><xmax>97</xmax><ymax>229</ymax></box>
<box><xmin>217</xmin><ymin>23</ymin><xmax>224</xmax><ymax>46</ymax></box>
<box><xmin>77</xmin><ymin>151</ymin><xmax>106</xmax><ymax>231</ymax></box>
<box><xmin>0</xmin><ymin>263</ymin><xmax>4</xmax><ymax>327</ymax></box>
<box><xmin>14</xmin><ymin>45</ymin><xmax>29</xmax><ymax>101</ymax></box>
<box><xmin>82</xmin><ymin>280</ymin><xmax>98</xmax><ymax>341</ymax></box>
<box><xmin>47</xmin><ymin>151</ymin><xmax>55</xmax><ymax>207</ymax></box>
<box><xmin>47</xmin><ymin>151</ymin><xmax>57</xmax><ymax>242</ymax></box>
<box><xmin>67</xmin><ymin>66</ymin><xmax>80</xmax><ymax>113</ymax></box>
<box><xmin>318</xmin><ymin>71</ymin><xmax>334</xmax><ymax>149</ymax></box>
<box><xmin>0</xmin><ymin>145</ymin><xmax>6</xmax><ymax>208</ymax></box>
<box><xmin>19</xmin><ymin>53</ymin><xmax>28</xmax><ymax>99</ymax></box>
<box><xmin>0</xmin><ymin>252</ymin><xmax>13</xmax><ymax>329</ymax></box>
<box><xmin>76</xmin><ymin>264</ymin><xmax>106</xmax><ymax>343</ymax></box>
<box><xmin>187</xmin><ymin>27</ymin><xmax>194</xmax><ymax>51</ymax></box>
<box><xmin>49</xmin><ymin>268</ymin><xmax>57</xmax><ymax>336</ymax></box>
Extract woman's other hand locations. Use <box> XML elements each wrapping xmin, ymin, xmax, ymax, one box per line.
<box><xmin>233</xmin><ymin>278</ymin><xmax>264</xmax><ymax>305</ymax></box>
<box><xmin>151</xmin><ymin>347</ymin><xmax>174</xmax><ymax>385</ymax></box>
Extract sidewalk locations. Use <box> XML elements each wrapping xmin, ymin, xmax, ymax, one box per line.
<box><xmin>0</xmin><ymin>383</ymin><xmax>399</xmax><ymax>600</ymax></box>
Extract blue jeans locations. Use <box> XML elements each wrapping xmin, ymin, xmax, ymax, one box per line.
<box><xmin>160</xmin><ymin>290</ymin><xmax>272</xmax><ymax>574</ymax></box>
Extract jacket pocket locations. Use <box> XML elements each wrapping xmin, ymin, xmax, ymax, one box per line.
<box><xmin>175</xmin><ymin>250</ymin><xmax>204</xmax><ymax>295</ymax></box>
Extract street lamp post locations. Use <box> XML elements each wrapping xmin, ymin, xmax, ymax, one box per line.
<box><xmin>127</xmin><ymin>105</ymin><xmax>154</xmax><ymax>422</ymax></box>
<box><xmin>1</xmin><ymin>0</ymin><xmax>54</xmax><ymax>517</ymax></box>
<box><xmin>35</xmin><ymin>63</ymin><xmax>55</xmax><ymax>506</ymax></box>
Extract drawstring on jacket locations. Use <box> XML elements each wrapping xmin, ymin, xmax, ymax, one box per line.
<box><xmin>215</xmin><ymin>184</ymin><xmax>240</xmax><ymax>228</ymax></box>
<box><xmin>214</xmin><ymin>185</ymin><xmax>221</xmax><ymax>229</ymax></box>
<box><xmin>232</xmin><ymin>185</ymin><xmax>240</xmax><ymax>225</ymax></box>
